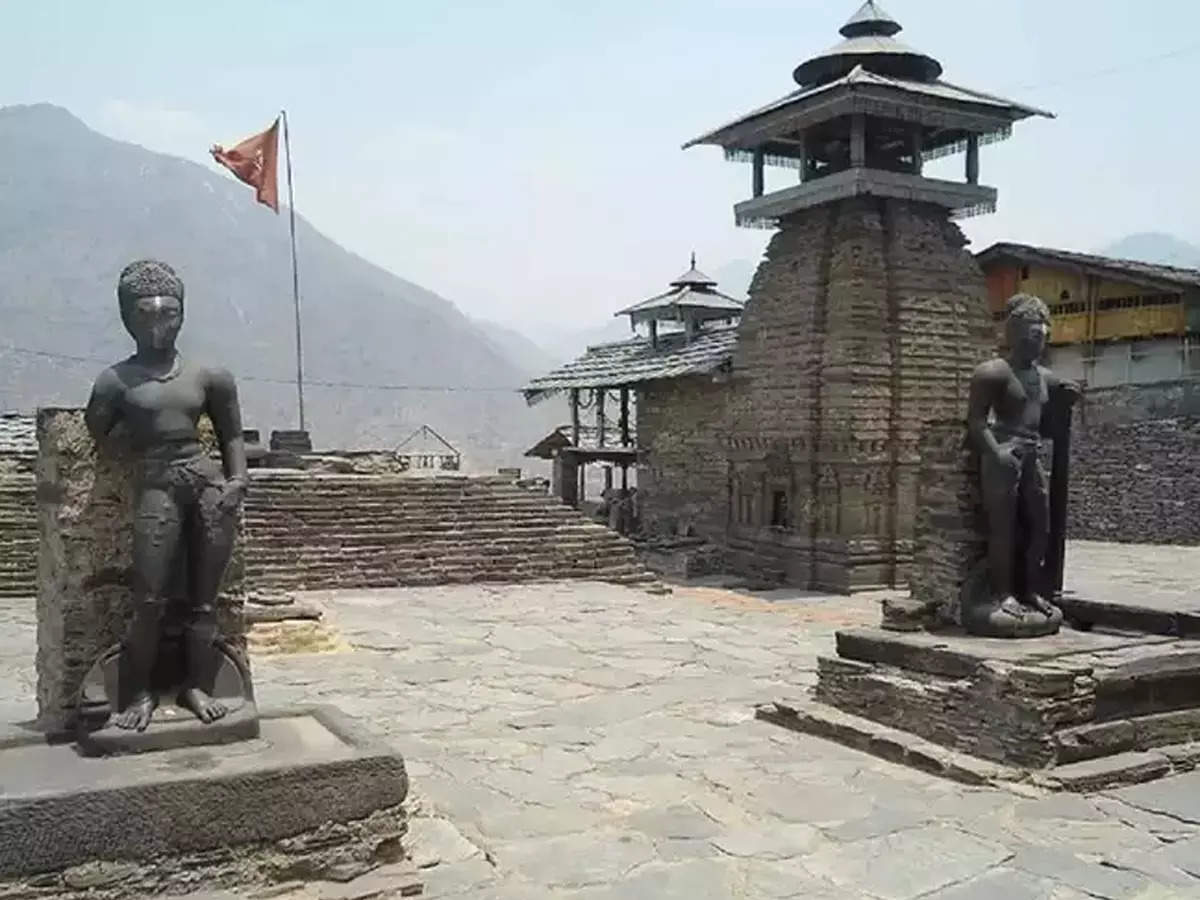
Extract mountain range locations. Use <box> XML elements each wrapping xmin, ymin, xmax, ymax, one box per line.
<box><xmin>0</xmin><ymin>104</ymin><xmax>562</xmax><ymax>470</ymax></box>
<box><xmin>2</xmin><ymin>104</ymin><xmax>1196</xmax><ymax>470</ymax></box>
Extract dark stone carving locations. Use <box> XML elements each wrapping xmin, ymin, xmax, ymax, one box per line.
<box><xmin>962</xmin><ymin>293</ymin><xmax>1080</xmax><ymax>637</ymax></box>
<box><xmin>82</xmin><ymin>260</ymin><xmax>255</xmax><ymax>745</ymax></box>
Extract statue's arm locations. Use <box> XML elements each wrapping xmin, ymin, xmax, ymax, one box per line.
<box><xmin>205</xmin><ymin>367</ymin><xmax>248</xmax><ymax>484</ymax></box>
<box><xmin>966</xmin><ymin>364</ymin><xmax>1002</xmax><ymax>460</ymax></box>
<box><xmin>84</xmin><ymin>367</ymin><xmax>122</xmax><ymax>444</ymax></box>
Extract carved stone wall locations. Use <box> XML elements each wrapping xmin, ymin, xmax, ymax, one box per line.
<box><xmin>35</xmin><ymin>408</ymin><xmax>246</xmax><ymax>732</ymax></box>
<box><xmin>721</xmin><ymin>196</ymin><xmax>994</xmax><ymax>591</ymax></box>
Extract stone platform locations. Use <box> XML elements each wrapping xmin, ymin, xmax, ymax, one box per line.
<box><xmin>0</xmin><ymin>706</ymin><xmax>408</xmax><ymax>878</ymax></box>
<box><xmin>763</xmin><ymin>625</ymin><xmax>1200</xmax><ymax>792</ymax></box>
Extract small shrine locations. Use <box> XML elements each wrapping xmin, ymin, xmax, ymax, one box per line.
<box><xmin>524</xmin><ymin>257</ymin><xmax>743</xmax><ymax>513</ymax></box>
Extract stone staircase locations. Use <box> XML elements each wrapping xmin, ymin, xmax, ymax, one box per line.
<box><xmin>243</xmin><ymin>472</ymin><xmax>662</xmax><ymax>592</ymax></box>
<box><xmin>0</xmin><ymin>477</ymin><xmax>37</xmax><ymax>598</ymax></box>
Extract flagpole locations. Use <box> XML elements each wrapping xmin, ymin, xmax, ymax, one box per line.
<box><xmin>280</xmin><ymin>109</ymin><xmax>306</xmax><ymax>433</ymax></box>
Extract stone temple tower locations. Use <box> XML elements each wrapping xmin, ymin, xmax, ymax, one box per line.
<box><xmin>685</xmin><ymin>1</ymin><xmax>1051</xmax><ymax>591</ymax></box>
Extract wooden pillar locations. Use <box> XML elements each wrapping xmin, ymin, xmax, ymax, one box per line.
<box><xmin>751</xmin><ymin>149</ymin><xmax>765</xmax><ymax>198</ymax></box>
<box><xmin>966</xmin><ymin>134</ymin><xmax>980</xmax><ymax>185</ymax></box>
<box><xmin>569</xmin><ymin>388</ymin><xmax>581</xmax><ymax>446</ymax></box>
<box><xmin>649</xmin><ymin>320</ymin><xmax>658</xmax><ymax>349</ymax></box>
<box><xmin>908</xmin><ymin>126</ymin><xmax>923</xmax><ymax>175</ymax></box>
<box><xmin>798</xmin><ymin>133</ymin><xmax>809</xmax><ymax>183</ymax></box>
<box><xmin>619</xmin><ymin>388</ymin><xmax>630</xmax><ymax>447</ymax></box>
<box><xmin>850</xmin><ymin>115</ymin><xmax>866</xmax><ymax>168</ymax></box>
<box><xmin>596</xmin><ymin>389</ymin><xmax>606</xmax><ymax>447</ymax></box>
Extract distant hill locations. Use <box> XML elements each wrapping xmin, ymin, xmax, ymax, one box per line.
<box><xmin>0</xmin><ymin>104</ymin><xmax>558</xmax><ymax>470</ymax></box>
<box><xmin>1098</xmin><ymin>233</ymin><xmax>1200</xmax><ymax>270</ymax></box>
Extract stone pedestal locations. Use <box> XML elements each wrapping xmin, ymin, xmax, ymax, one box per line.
<box><xmin>763</xmin><ymin>626</ymin><xmax>1200</xmax><ymax>792</ymax></box>
<box><xmin>35</xmin><ymin>408</ymin><xmax>247</xmax><ymax>733</ymax></box>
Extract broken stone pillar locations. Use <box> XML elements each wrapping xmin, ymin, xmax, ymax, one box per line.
<box><xmin>35</xmin><ymin>408</ymin><xmax>246</xmax><ymax>732</ymax></box>
<box><xmin>882</xmin><ymin>418</ymin><xmax>984</xmax><ymax>631</ymax></box>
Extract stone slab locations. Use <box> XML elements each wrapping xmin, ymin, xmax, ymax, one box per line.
<box><xmin>1059</xmin><ymin>590</ymin><xmax>1200</xmax><ymax>638</ymax></box>
<box><xmin>759</xmin><ymin>699</ymin><xmax>1022</xmax><ymax>789</ymax></box>
<box><xmin>77</xmin><ymin>701</ymin><xmax>260</xmax><ymax>757</ymax></box>
<box><xmin>0</xmin><ymin>706</ymin><xmax>407</xmax><ymax>878</ymax></box>
<box><xmin>834</xmin><ymin>627</ymin><xmax>1173</xmax><ymax>680</ymax></box>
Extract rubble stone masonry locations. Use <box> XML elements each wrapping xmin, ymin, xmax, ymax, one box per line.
<box><xmin>1069</xmin><ymin>415</ymin><xmax>1200</xmax><ymax>544</ymax></box>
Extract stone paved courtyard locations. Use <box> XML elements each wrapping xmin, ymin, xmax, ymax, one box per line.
<box><xmin>4</xmin><ymin>542</ymin><xmax>1200</xmax><ymax>898</ymax></box>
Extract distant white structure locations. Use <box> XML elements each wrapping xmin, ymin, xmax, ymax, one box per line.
<box><xmin>394</xmin><ymin>425</ymin><xmax>461</xmax><ymax>471</ymax></box>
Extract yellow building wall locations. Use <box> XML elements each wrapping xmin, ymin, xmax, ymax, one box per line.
<box><xmin>1000</xmin><ymin>264</ymin><xmax>1187</xmax><ymax>346</ymax></box>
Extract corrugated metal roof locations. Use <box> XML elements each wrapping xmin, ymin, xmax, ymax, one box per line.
<box><xmin>523</xmin><ymin>323</ymin><xmax>738</xmax><ymax>403</ymax></box>
<box><xmin>669</xmin><ymin>262</ymin><xmax>718</xmax><ymax>287</ymax></box>
<box><xmin>615</xmin><ymin>285</ymin><xmax>744</xmax><ymax>317</ymax></box>
<box><xmin>684</xmin><ymin>65</ymin><xmax>1051</xmax><ymax>151</ymax></box>
<box><xmin>976</xmin><ymin>243</ymin><xmax>1200</xmax><ymax>291</ymax></box>
<box><xmin>0</xmin><ymin>414</ymin><xmax>35</xmax><ymax>456</ymax></box>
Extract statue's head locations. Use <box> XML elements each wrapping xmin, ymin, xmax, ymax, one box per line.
<box><xmin>1004</xmin><ymin>293</ymin><xmax>1050</xmax><ymax>362</ymax></box>
<box><xmin>117</xmin><ymin>260</ymin><xmax>185</xmax><ymax>351</ymax></box>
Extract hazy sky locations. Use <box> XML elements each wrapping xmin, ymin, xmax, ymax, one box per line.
<box><xmin>4</xmin><ymin>0</ymin><xmax>1199</xmax><ymax>333</ymax></box>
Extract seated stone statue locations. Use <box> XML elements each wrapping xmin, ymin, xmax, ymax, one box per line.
<box><xmin>963</xmin><ymin>293</ymin><xmax>1079</xmax><ymax>637</ymax></box>
<box><xmin>85</xmin><ymin>260</ymin><xmax>249</xmax><ymax>731</ymax></box>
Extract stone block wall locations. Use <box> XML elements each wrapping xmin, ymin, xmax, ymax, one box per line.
<box><xmin>636</xmin><ymin>376</ymin><xmax>729</xmax><ymax>539</ymax></box>
<box><xmin>0</xmin><ymin>454</ymin><xmax>36</xmax><ymax>599</ymax></box>
<box><xmin>35</xmin><ymin>408</ymin><xmax>245</xmax><ymax>731</ymax></box>
<box><xmin>1068</xmin><ymin>416</ymin><xmax>1200</xmax><ymax>544</ymax></box>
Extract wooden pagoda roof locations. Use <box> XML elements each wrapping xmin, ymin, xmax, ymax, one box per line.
<box><xmin>523</xmin><ymin>323</ymin><xmax>739</xmax><ymax>404</ymax></box>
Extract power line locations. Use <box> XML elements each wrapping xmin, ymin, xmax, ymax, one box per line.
<box><xmin>1002</xmin><ymin>41</ymin><xmax>1200</xmax><ymax>92</ymax></box>
<box><xmin>0</xmin><ymin>344</ymin><xmax>525</xmax><ymax>395</ymax></box>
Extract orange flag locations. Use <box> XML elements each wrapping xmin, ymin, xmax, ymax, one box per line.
<box><xmin>210</xmin><ymin>118</ymin><xmax>280</xmax><ymax>212</ymax></box>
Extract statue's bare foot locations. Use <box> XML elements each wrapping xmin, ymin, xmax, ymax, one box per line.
<box><xmin>180</xmin><ymin>688</ymin><xmax>228</xmax><ymax>724</ymax></box>
<box><xmin>114</xmin><ymin>692</ymin><xmax>157</xmax><ymax>732</ymax></box>
<box><xmin>1021</xmin><ymin>593</ymin><xmax>1058</xmax><ymax>617</ymax></box>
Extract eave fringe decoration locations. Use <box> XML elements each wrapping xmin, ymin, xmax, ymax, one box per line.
<box><xmin>951</xmin><ymin>199</ymin><xmax>998</xmax><ymax>220</ymax></box>
<box><xmin>921</xmin><ymin>125</ymin><xmax>1012</xmax><ymax>162</ymax></box>
<box><xmin>724</xmin><ymin>148</ymin><xmax>805</xmax><ymax>170</ymax></box>
<box><xmin>734</xmin><ymin>213</ymin><xmax>780</xmax><ymax>230</ymax></box>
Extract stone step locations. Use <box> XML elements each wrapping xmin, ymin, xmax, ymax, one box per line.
<box><xmin>242</xmin><ymin>529</ymin><xmax>627</xmax><ymax>547</ymax></box>
<box><xmin>245</xmin><ymin>552</ymin><xmax>643</xmax><ymax>573</ymax></box>
<box><xmin>1055</xmin><ymin>708</ymin><xmax>1200</xmax><ymax>764</ymax></box>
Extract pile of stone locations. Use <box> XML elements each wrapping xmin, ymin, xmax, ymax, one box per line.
<box><xmin>244</xmin><ymin>590</ymin><xmax>345</xmax><ymax>656</ymax></box>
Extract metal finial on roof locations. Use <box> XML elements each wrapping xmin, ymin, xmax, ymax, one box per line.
<box><xmin>792</xmin><ymin>0</ymin><xmax>942</xmax><ymax>86</ymax></box>
<box><xmin>840</xmin><ymin>1</ymin><xmax>902</xmax><ymax>38</ymax></box>
<box><xmin>691</xmin><ymin>251</ymin><xmax>697</xmax><ymax>269</ymax></box>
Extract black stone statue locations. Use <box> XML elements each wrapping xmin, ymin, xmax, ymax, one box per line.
<box><xmin>962</xmin><ymin>293</ymin><xmax>1080</xmax><ymax>638</ymax></box>
<box><xmin>84</xmin><ymin>260</ymin><xmax>249</xmax><ymax>733</ymax></box>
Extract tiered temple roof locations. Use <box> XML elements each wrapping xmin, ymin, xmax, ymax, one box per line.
<box><xmin>684</xmin><ymin>0</ymin><xmax>1053</xmax><ymax>225</ymax></box>
<box><xmin>522</xmin><ymin>323</ymin><xmax>738</xmax><ymax>404</ymax></box>
<box><xmin>613</xmin><ymin>255</ymin><xmax>743</xmax><ymax>329</ymax></box>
